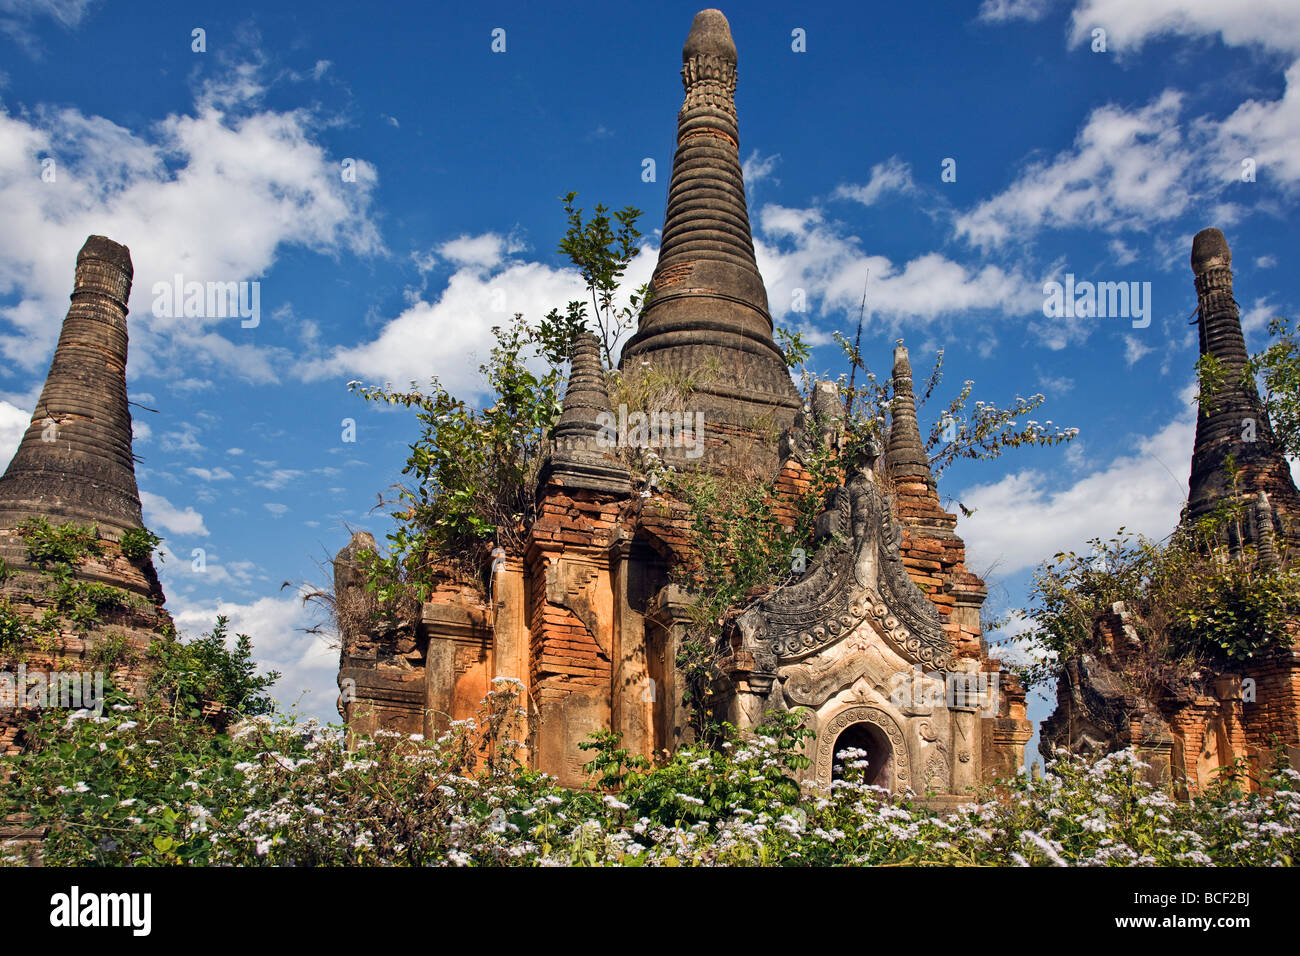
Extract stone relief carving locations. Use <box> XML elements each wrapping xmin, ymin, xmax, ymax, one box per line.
<box><xmin>924</xmin><ymin>748</ymin><xmax>950</xmax><ymax>792</ymax></box>
<box><xmin>732</xmin><ymin>441</ymin><xmax>956</xmax><ymax>680</ymax></box>
<box><xmin>545</xmin><ymin>558</ymin><xmax>608</xmax><ymax>656</ymax></box>
<box><xmin>779</xmin><ymin>643</ymin><xmax>893</xmax><ymax>708</ymax></box>
<box><xmin>453</xmin><ymin>642</ymin><xmax>484</xmax><ymax>677</ymax></box>
<box><xmin>779</xmin><ymin>636</ymin><xmax>902</xmax><ymax>710</ymax></box>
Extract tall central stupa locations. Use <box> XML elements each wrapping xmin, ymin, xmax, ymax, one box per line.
<box><xmin>619</xmin><ymin>8</ymin><xmax>801</xmax><ymax>467</ymax></box>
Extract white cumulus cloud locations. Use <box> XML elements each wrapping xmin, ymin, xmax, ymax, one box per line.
<box><xmin>0</xmin><ymin>399</ymin><xmax>29</xmax><ymax>470</ymax></box>
<box><xmin>1067</xmin><ymin>0</ymin><xmax>1300</xmax><ymax>56</ymax></box>
<box><xmin>140</xmin><ymin>489</ymin><xmax>209</xmax><ymax>537</ymax></box>
<box><xmin>0</xmin><ymin>65</ymin><xmax>382</xmax><ymax>382</ymax></box>
<box><xmin>958</xmin><ymin>408</ymin><xmax>1195</xmax><ymax>577</ymax></box>
<box><xmin>955</xmin><ymin>92</ymin><xmax>1193</xmax><ymax>247</ymax></box>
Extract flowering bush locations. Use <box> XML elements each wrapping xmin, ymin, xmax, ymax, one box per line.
<box><xmin>3</xmin><ymin>684</ymin><xmax>1297</xmax><ymax>866</ymax></box>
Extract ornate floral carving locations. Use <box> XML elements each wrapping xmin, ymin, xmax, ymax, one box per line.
<box><xmin>681</xmin><ymin>53</ymin><xmax>737</xmax><ymax>116</ymax></box>
<box><xmin>781</xmin><ymin>651</ymin><xmax>872</xmax><ymax>707</ymax></box>
<box><xmin>732</xmin><ymin>443</ymin><xmax>955</xmax><ymax>672</ymax></box>
<box><xmin>925</xmin><ymin>750</ymin><xmax>950</xmax><ymax>791</ymax></box>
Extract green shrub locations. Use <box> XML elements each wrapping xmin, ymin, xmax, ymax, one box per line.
<box><xmin>1014</xmin><ymin>524</ymin><xmax>1300</xmax><ymax>691</ymax></box>
<box><xmin>118</xmin><ymin>527</ymin><xmax>162</xmax><ymax>563</ymax></box>
<box><xmin>18</xmin><ymin>517</ymin><xmax>101</xmax><ymax>570</ymax></box>
<box><xmin>147</xmin><ymin>616</ymin><xmax>280</xmax><ymax>719</ymax></box>
<box><xmin>0</xmin><ymin>598</ymin><xmax>29</xmax><ymax>654</ymax></box>
<box><xmin>86</xmin><ymin>632</ymin><xmax>133</xmax><ymax>668</ymax></box>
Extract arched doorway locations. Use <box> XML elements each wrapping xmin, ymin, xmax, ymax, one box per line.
<box><xmin>814</xmin><ymin>706</ymin><xmax>910</xmax><ymax>789</ymax></box>
<box><xmin>831</xmin><ymin>721</ymin><xmax>893</xmax><ymax>789</ymax></box>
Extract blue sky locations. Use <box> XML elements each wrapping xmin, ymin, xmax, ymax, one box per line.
<box><xmin>1</xmin><ymin>0</ymin><xmax>1297</xmax><ymax>746</ymax></box>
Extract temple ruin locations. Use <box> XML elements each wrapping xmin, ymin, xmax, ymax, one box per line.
<box><xmin>335</xmin><ymin>9</ymin><xmax>1033</xmax><ymax>799</ymax></box>
<box><xmin>0</xmin><ymin>236</ymin><xmax>173</xmax><ymax>754</ymax></box>
<box><xmin>1041</xmin><ymin>228</ymin><xmax>1300</xmax><ymax>792</ymax></box>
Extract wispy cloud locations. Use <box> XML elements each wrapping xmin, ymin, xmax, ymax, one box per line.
<box><xmin>977</xmin><ymin>0</ymin><xmax>1056</xmax><ymax>23</ymax></box>
<box><xmin>0</xmin><ymin>62</ymin><xmax>382</xmax><ymax>379</ymax></box>
<box><xmin>832</xmin><ymin>156</ymin><xmax>917</xmax><ymax>207</ymax></box>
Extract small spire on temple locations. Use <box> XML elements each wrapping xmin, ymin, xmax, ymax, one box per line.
<box><xmin>887</xmin><ymin>343</ymin><xmax>935</xmax><ymax>491</ymax></box>
<box><xmin>886</xmin><ymin>341</ymin><xmax>957</xmax><ymax>537</ymax></box>
<box><xmin>540</xmin><ymin>329</ymin><xmax>630</xmax><ymax>493</ymax></box>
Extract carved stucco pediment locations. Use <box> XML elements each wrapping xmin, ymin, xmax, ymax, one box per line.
<box><xmin>779</xmin><ymin>637</ymin><xmax>893</xmax><ymax>707</ymax></box>
<box><xmin>733</xmin><ymin>460</ymin><xmax>956</xmax><ymax>681</ymax></box>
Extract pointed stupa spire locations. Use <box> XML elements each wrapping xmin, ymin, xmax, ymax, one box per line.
<box><xmin>554</xmin><ymin>330</ymin><xmax>617</xmax><ymax>451</ymax></box>
<box><xmin>887</xmin><ymin>341</ymin><xmax>958</xmax><ymax>538</ymax></box>
<box><xmin>618</xmin><ymin>10</ymin><xmax>800</xmax><ymax>462</ymax></box>
<box><xmin>887</xmin><ymin>342</ymin><xmax>935</xmax><ymax>491</ymax></box>
<box><xmin>1186</xmin><ymin>228</ymin><xmax>1300</xmax><ymax>548</ymax></box>
<box><xmin>0</xmin><ymin>236</ymin><xmax>143</xmax><ymax>536</ymax></box>
<box><xmin>540</xmin><ymin>330</ymin><xmax>631</xmax><ymax>493</ymax></box>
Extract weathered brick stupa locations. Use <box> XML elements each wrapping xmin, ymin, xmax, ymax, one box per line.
<box><xmin>0</xmin><ymin>236</ymin><xmax>144</xmax><ymax>535</ymax></box>
<box><xmin>336</xmin><ymin>9</ymin><xmax>1031</xmax><ymax>798</ymax></box>
<box><xmin>0</xmin><ymin>236</ymin><xmax>173</xmax><ymax>755</ymax></box>
<box><xmin>1184</xmin><ymin>228</ymin><xmax>1300</xmax><ymax>550</ymax></box>
<box><xmin>618</xmin><ymin>9</ymin><xmax>802</xmax><ymax>471</ymax></box>
<box><xmin>1041</xmin><ymin>228</ymin><xmax>1300</xmax><ymax>792</ymax></box>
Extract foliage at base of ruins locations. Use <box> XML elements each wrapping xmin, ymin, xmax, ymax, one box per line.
<box><xmin>4</xmin><ymin>685</ymin><xmax>1296</xmax><ymax>867</ymax></box>
<box><xmin>146</xmin><ymin>615</ymin><xmax>280</xmax><ymax>720</ymax></box>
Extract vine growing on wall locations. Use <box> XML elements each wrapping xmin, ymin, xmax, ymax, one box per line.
<box><xmin>664</xmin><ymin>457</ymin><xmax>830</xmax><ymax>741</ymax></box>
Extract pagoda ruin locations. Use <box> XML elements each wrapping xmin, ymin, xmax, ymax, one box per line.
<box><xmin>0</xmin><ymin>236</ymin><xmax>173</xmax><ymax>754</ymax></box>
<box><xmin>1041</xmin><ymin>228</ymin><xmax>1300</xmax><ymax>792</ymax></box>
<box><xmin>335</xmin><ymin>9</ymin><xmax>1032</xmax><ymax>797</ymax></box>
